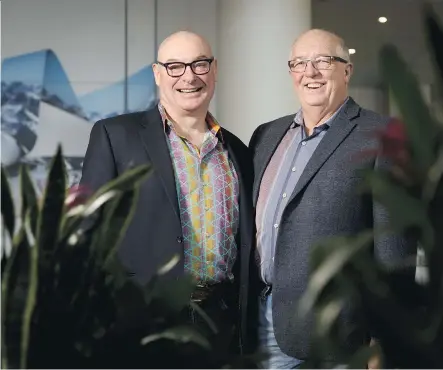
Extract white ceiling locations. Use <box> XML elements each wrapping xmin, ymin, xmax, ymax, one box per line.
<box><xmin>312</xmin><ymin>0</ymin><xmax>443</xmax><ymax>86</ymax></box>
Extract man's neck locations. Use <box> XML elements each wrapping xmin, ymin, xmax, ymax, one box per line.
<box><xmin>301</xmin><ymin>98</ymin><xmax>347</xmax><ymax>135</ymax></box>
<box><xmin>163</xmin><ymin>103</ymin><xmax>209</xmax><ymax>148</ymax></box>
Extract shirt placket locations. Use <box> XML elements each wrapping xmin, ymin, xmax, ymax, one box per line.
<box><xmin>192</xmin><ymin>135</ymin><xmax>218</xmax><ymax>281</ymax></box>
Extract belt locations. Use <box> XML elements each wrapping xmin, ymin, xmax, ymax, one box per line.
<box><xmin>191</xmin><ymin>281</ymin><xmax>234</xmax><ymax>303</ymax></box>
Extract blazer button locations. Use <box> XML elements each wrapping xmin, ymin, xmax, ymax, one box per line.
<box><xmin>176</xmin><ymin>236</ymin><xmax>183</xmax><ymax>243</ymax></box>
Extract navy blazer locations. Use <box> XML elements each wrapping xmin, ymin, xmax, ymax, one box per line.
<box><xmin>80</xmin><ymin>106</ymin><xmax>255</xmax><ymax>350</ymax></box>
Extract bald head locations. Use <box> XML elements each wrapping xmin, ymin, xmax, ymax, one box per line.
<box><xmin>288</xmin><ymin>28</ymin><xmax>353</xmax><ymax>117</ymax></box>
<box><xmin>153</xmin><ymin>30</ymin><xmax>217</xmax><ymax>118</ymax></box>
<box><xmin>157</xmin><ymin>31</ymin><xmax>213</xmax><ymax>61</ymax></box>
<box><xmin>291</xmin><ymin>29</ymin><xmax>350</xmax><ymax>62</ymax></box>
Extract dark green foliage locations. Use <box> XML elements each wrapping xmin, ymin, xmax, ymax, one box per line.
<box><xmin>1</xmin><ymin>145</ymin><xmax>250</xmax><ymax>368</ymax></box>
<box><xmin>300</xmin><ymin>6</ymin><xmax>443</xmax><ymax>368</ymax></box>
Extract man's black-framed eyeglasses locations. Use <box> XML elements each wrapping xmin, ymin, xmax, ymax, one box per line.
<box><xmin>157</xmin><ymin>57</ymin><xmax>215</xmax><ymax>77</ymax></box>
<box><xmin>288</xmin><ymin>56</ymin><xmax>348</xmax><ymax>72</ymax></box>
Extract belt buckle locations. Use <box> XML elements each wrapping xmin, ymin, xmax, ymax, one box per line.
<box><xmin>191</xmin><ymin>283</ymin><xmax>211</xmax><ymax>303</ymax></box>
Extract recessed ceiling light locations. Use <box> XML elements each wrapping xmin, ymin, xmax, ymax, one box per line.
<box><xmin>349</xmin><ymin>49</ymin><xmax>356</xmax><ymax>55</ymax></box>
<box><xmin>378</xmin><ymin>16</ymin><xmax>388</xmax><ymax>23</ymax></box>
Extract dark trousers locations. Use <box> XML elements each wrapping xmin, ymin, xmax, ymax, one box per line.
<box><xmin>181</xmin><ymin>282</ymin><xmax>239</xmax><ymax>367</ymax></box>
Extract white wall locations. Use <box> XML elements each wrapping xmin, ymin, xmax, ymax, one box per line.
<box><xmin>216</xmin><ymin>0</ymin><xmax>312</xmax><ymax>144</ymax></box>
<box><xmin>349</xmin><ymin>86</ymin><xmax>387</xmax><ymax>114</ymax></box>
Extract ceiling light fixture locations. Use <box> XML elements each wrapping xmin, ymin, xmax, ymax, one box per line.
<box><xmin>378</xmin><ymin>16</ymin><xmax>388</xmax><ymax>23</ymax></box>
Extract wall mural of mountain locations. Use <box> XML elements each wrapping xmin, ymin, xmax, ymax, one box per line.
<box><xmin>1</xmin><ymin>48</ymin><xmax>157</xmax><ymax>195</ymax></box>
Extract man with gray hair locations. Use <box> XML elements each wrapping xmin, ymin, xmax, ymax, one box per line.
<box><xmin>249</xmin><ymin>29</ymin><xmax>416</xmax><ymax>368</ymax></box>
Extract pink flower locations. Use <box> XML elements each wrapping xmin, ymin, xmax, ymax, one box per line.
<box><xmin>376</xmin><ymin>118</ymin><xmax>410</xmax><ymax>166</ymax></box>
<box><xmin>65</xmin><ymin>184</ymin><xmax>92</xmax><ymax>209</ymax></box>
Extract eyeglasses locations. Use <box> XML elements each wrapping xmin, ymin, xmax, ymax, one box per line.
<box><xmin>288</xmin><ymin>56</ymin><xmax>348</xmax><ymax>73</ymax></box>
<box><xmin>156</xmin><ymin>57</ymin><xmax>214</xmax><ymax>77</ymax></box>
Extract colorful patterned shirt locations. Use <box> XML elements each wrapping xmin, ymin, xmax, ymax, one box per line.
<box><xmin>158</xmin><ymin>104</ymin><xmax>239</xmax><ymax>283</ymax></box>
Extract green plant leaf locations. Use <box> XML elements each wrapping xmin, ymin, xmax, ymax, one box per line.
<box><xmin>20</xmin><ymin>214</ymin><xmax>39</xmax><ymax>369</ymax></box>
<box><xmin>1</xmin><ymin>226</ymin><xmax>31</xmax><ymax>369</ymax></box>
<box><xmin>89</xmin><ymin>164</ymin><xmax>152</xmax><ymax>202</ymax></box>
<box><xmin>151</xmin><ymin>274</ymin><xmax>196</xmax><ymax>315</ymax></box>
<box><xmin>35</xmin><ymin>146</ymin><xmax>66</xmax><ymax>298</ymax></box>
<box><xmin>19</xmin><ymin>165</ymin><xmax>38</xmax><ymax>233</ymax></box>
<box><xmin>1</xmin><ymin>167</ymin><xmax>15</xmax><ymax>238</ymax></box>
<box><xmin>424</xmin><ymin>4</ymin><xmax>443</xmax><ymax>94</ymax></box>
<box><xmin>189</xmin><ymin>300</ymin><xmax>218</xmax><ymax>334</ymax></box>
<box><xmin>61</xmin><ymin>164</ymin><xmax>151</xmax><ymax>240</ymax></box>
<box><xmin>141</xmin><ymin>325</ymin><xmax>211</xmax><ymax>350</ymax></box>
<box><xmin>380</xmin><ymin>44</ymin><xmax>439</xmax><ymax>170</ymax></box>
<box><xmin>362</xmin><ymin>170</ymin><xmax>434</xmax><ymax>251</ymax></box>
<box><xmin>299</xmin><ymin>232</ymin><xmax>373</xmax><ymax>316</ymax></box>
<box><xmin>99</xmin><ymin>189</ymin><xmax>139</xmax><ymax>269</ymax></box>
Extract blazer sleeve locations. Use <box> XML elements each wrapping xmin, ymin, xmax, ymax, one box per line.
<box><xmin>80</xmin><ymin>120</ymin><xmax>117</xmax><ymax>192</ymax></box>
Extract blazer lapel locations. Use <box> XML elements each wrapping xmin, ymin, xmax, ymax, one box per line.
<box><xmin>138</xmin><ymin>107</ymin><xmax>180</xmax><ymax>219</ymax></box>
<box><xmin>253</xmin><ymin>116</ymin><xmax>294</xmax><ymax>205</ymax></box>
<box><xmin>287</xmin><ymin>98</ymin><xmax>361</xmax><ymax>204</ymax></box>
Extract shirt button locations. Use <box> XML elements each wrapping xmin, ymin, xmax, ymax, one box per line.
<box><xmin>176</xmin><ymin>236</ymin><xmax>183</xmax><ymax>243</ymax></box>
<box><xmin>301</xmin><ymin>141</ymin><xmax>307</xmax><ymax>146</ymax></box>
<box><xmin>274</xmin><ymin>224</ymin><xmax>279</xmax><ymax>229</ymax></box>
<box><xmin>282</xmin><ymin>193</ymin><xmax>287</xmax><ymax>198</ymax></box>
<box><xmin>292</xmin><ymin>167</ymin><xmax>296</xmax><ymax>172</ymax></box>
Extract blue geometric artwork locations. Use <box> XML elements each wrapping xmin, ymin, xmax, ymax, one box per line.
<box><xmin>1</xmin><ymin>48</ymin><xmax>157</xmax><ymax>194</ymax></box>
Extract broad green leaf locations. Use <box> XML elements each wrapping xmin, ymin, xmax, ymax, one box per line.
<box><xmin>1</xmin><ymin>226</ymin><xmax>30</xmax><ymax>369</ymax></box>
<box><xmin>61</xmin><ymin>164</ymin><xmax>151</xmax><ymax>241</ymax></box>
<box><xmin>189</xmin><ymin>300</ymin><xmax>218</xmax><ymax>334</ymax></box>
<box><xmin>92</xmin><ymin>164</ymin><xmax>152</xmax><ymax>200</ymax></box>
<box><xmin>299</xmin><ymin>232</ymin><xmax>373</xmax><ymax>316</ymax></box>
<box><xmin>20</xmin><ymin>215</ymin><xmax>39</xmax><ymax>369</ymax></box>
<box><xmin>362</xmin><ymin>170</ymin><xmax>433</xmax><ymax>251</ymax></box>
<box><xmin>151</xmin><ymin>274</ymin><xmax>196</xmax><ymax>314</ymax></box>
<box><xmin>19</xmin><ymin>165</ymin><xmax>38</xmax><ymax>233</ymax></box>
<box><xmin>141</xmin><ymin>325</ymin><xmax>211</xmax><ymax>350</ymax></box>
<box><xmin>37</xmin><ymin>145</ymin><xmax>66</xmax><ymax>252</ymax></box>
<box><xmin>35</xmin><ymin>146</ymin><xmax>66</xmax><ymax>300</ymax></box>
<box><xmin>424</xmin><ymin>4</ymin><xmax>443</xmax><ymax>96</ymax></box>
<box><xmin>313</xmin><ymin>295</ymin><xmax>346</xmax><ymax>338</ymax></box>
<box><xmin>98</xmin><ymin>189</ymin><xmax>139</xmax><ymax>268</ymax></box>
<box><xmin>1</xmin><ymin>167</ymin><xmax>15</xmax><ymax>238</ymax></box>
<box><xmin>380</xmin><ymin>44</ymin><xmax>438</xmax><ymax>170</ymax></box>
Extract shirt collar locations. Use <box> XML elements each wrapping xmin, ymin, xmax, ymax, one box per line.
<box><xmin>158</xmin><ymin>103</ymin><xmax>224</xmax><ymax>143</ymax></box>
<box><xmin>292</xmin><ymin>96</ymin><xmax>350</xmax><ymax>129</ymax></box>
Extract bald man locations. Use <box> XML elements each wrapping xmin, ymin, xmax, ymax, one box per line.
<box><xmin>249</xmin><ymin>29</ymin><xmax>416</xmax><ymax>368</ymax></box>
<box><xmin>80</xmin><ymin>31</ymin><xmax>255</xmax><ymax>362</ymax></box>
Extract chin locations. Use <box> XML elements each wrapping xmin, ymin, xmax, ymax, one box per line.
<box><xmin>178</xmin><ymin>101</ymin><xmax>207</xmax><ymax>112</ymax></box>
<box><xmin>303</xmin><ymin>96</ymin><xmax>328</xmax><ymax>107</ymax></box>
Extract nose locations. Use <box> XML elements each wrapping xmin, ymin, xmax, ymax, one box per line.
<box><xmin>304</xmin><ymin>61</ymin><xmax>319</xmax><ymax>78</ymax></box>
<box><xmin>181</xmin><ymin>65</ymin><xmax>197</xmax><ymax>82</ymax></box>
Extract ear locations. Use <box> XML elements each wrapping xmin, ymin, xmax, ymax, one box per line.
<box><xmin>152</xmin><ymin>63</ymin><xmax>161</xmax><ymax>87</ymax></box>
<box><xmin>345</xmin><ymin>63</ymin><xmax>353</xmax><ymax>81</ymax></box>
<box><xmin>212</xmin><ymin>58</ymin><xmax>218</xmax><ymax>82</ymax></box>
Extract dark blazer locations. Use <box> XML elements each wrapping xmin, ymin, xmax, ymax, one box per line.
<box><xmin>80</xmin><ymin>106</ymin><xmax>255</xmax><ymax>349</ymax></box>
<box><xmin>249</xmin><ymin>97</ymin><xmax>417</xmax><ymax>359</ymax></box>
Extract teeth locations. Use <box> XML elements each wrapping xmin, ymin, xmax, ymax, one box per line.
<box><xmin>307</xmin><ymin>83</ymin><xmax>323</xmax><ymax>88</ymax></box>
<box><xmin>178</xmin><ymin>88</ymin><xmax>200</xmax><ymax>93</ymax></box>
